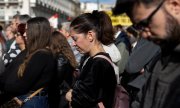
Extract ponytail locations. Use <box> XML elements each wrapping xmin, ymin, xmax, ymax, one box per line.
<box><xmin>70</xmin><ymin>10</ymin><xmax>115</xmax><ymax>45</ymax></box>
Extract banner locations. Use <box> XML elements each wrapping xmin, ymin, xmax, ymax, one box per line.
<box><xmin>106</xmin><ymin>11</ymin><xmax>132</xmax><ymax>26</ymax></box>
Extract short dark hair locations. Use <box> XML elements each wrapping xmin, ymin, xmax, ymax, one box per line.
<box><xmin>113</xmin><ymin>0</ymin><xmax>135</xmax><ymax>16</ymax></box>
<box><xmin>113</xmin><ymin>0</ymin><xmax>161</xmax><ymax>16</ymax></box>
<box><xmin>13</xmin><ymin>14</ymin><xmax>20</xmax><ymax>19</ymax></box>
<box><xmin>19</xmin><ymin>14</ymin><xmax>31</xmax><ymax>24</ymax></box>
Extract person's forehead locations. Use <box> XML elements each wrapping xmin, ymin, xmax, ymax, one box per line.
<box><xmin>16</xmin><ymin>17</ymin><xmax>20</xmax><ymax>22</ymax></box>
<box><xmin>11</xmin><ymin>19</ymin><xmax>17</xmax><ymax>24</ymax></box>
<box><xmin>132</xmin><ymin>3</ymin><xmax>156</xmax><ymax>23</ymax></box>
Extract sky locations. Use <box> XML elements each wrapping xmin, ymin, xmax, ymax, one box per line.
<box><xmin>80</xmin><ymin>0</ymin><xmax>116</xmax><ymax>4</ymax></box>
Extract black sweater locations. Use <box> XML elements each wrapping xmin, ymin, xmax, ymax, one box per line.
<box><xmin>71</xmin><ymin>52</ymin><xmax>116</xmax><ymax>108</ymax></box>
<box><xmin>0</xmin><ymin>49</ymin><xmax>55</xmax><ymax>96</ymax></box>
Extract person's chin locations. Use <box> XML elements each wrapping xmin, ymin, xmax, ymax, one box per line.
<box><xmin>77</xmin><ymin>49</ymin><xmax>84</xmax><ymax>54</ymax></box>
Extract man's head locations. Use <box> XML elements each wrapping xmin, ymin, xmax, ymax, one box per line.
<box><xmin>58</xmin><ymin>22</ymin><xmax>71</xmax><ymax>38</ymax></box>
<box><xmin>11</xmin><ymin>14</ymin><xmax>31</xmax><ymax>34</ymax></box>
<box><xmin>113</xmin><ymin>0</ymin><xmax>180</xmax><ymax>45</ymax></box>
<box><xmin>18</xmin><ymin>14</ymin><xmax>31</xmax><ymax>24</ymax></box>
<box><xmin>10</xmin><ymin>14</ymin><xmax>20</xmax><ymax>33</ymax></box>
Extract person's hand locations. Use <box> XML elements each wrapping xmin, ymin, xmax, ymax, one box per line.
<box><xmin>98</xmin><ymin>102</ymin><xmax>105</xmax><ymax>108</ymax></box>
<box><xmin>65</xmin><ymin>89</ymin><xmax>73</xmax><ymax>102</ymax></box>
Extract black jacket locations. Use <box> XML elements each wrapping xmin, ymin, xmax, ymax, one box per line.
<box><xmin>48</xmin><ymin>53</ymin><xmax>75</xmax><ymax>108</ymax></box>
<box><xmin>0</xmin><ymin>49</ymin><xmax>55</xmax><ymax>104</ymax></box>
<box><xmin>141</xmin><ymin>43</ymin><xmax>180</xmax><ymax>108</ymax></box>
<box><xmin>71</xmin><ymin>52</ymin><xmax>116</xmax><ymax>108</ymax></box>
<box><xmin>122</xmin><ymin>38</ymin><xmax>161</xmax><ymax>108</ymax></box>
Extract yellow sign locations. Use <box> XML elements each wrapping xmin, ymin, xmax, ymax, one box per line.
<box><xmin>106</xmin><ymin>11</ymin><xmax>132</xmax><ymax>26</ymax></box>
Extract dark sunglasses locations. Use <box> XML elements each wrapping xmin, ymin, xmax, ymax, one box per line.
<box><xmin>133</xmin><ymin>0</ymin><xmax>165</xmax><ymax>31</ymax></box>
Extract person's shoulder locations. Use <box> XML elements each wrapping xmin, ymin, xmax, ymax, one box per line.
<box><xmin>36</xmin><ymin>48</ymin><xmax>52</xmax><ymax>54</ymax></box>
<box><xmin>33</xmin><ymin>48</ymin><xmax>53</xmax><ymax>59</ymax></box>
<box><xmin>93</xmin><ymin>52</ymin><xmax>112</xmax><ymax>64</ymax></box>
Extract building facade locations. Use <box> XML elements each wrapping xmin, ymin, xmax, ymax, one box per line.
<box><xmin>80</xmin><ymin>1</ymin><xmax>115</xmax><ymax>13</ymax></box>
<box><xmin>0</xmin><ymin>0</ymin><xmax>80</xmax><ymax>25</ymax></box>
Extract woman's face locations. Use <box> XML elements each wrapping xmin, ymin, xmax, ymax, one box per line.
<box><xmin>5</xmin><ymin>26</ymin><xmax>14</xmax><ymax>40</ymax></box>
<box><xmin>70</xmin><ymin>29</ymin><xmax>92</xmax><ymax>54</ymax></box>
<box><xmin>15</xmin><ymin>33</ymin><xmax>25</xmax><ymax>45</ymax></box>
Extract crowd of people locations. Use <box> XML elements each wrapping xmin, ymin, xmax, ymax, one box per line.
<box><xmin>0</xmin><ymin>0</ymin><xmax>180</xmax><ymax>108</ymax></box>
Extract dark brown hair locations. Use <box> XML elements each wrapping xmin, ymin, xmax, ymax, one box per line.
<box><xmin>50</xmin><ymin>31</ymin><xmax>78</xmax><ymax>68</ymax></box>
<box><xmin>17</xmin><ymin>23</ymin><xmax>26</xmax><ymax>36</ymax></box>
<box><xmin>70</xmin><ymin>10</ymin><xmax>114</xmax><ymax>45</ymax></box>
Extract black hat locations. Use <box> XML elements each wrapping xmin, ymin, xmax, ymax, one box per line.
<box><xmin>112</xmin><ymin>0</ymin><xmax>135</xmax><ymax>15</ymax></box>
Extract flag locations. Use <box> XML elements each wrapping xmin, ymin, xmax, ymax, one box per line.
<box><xmin>49</xmin><ymin>14</ymin><xmax>58</xmax><ymax>28</ymax></box>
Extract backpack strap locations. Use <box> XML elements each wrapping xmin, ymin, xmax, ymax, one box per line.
<box><xmin>94</xmin><ymin>55</ymin><xmax>114</xmax><ymax>68</ymax></box>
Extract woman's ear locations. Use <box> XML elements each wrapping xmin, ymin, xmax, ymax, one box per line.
<box><xmin>87</xmin><ymin>31</ymin><xmax>95</xmax><ymax>42</ymax></box>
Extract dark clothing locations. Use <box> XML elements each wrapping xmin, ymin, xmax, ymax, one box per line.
<box><xmin>115</xmin><ymin>31</ymin><xmax>131</xmax><ymax>53</ymax></box>
<box><xmin>5</xmin><ymin>39</ymin><xmax>14</xmax><ymax>52</ymax></box>
<box><xmin>0</xmin><ymin>49</ymin><xmax>55</xmax><ymax>96</ymax></box>
<box><xmin>115</xmin><ymin>31</ymin><xmax>131</xmax><ymax>75</ymax></box>
<box><xmin>71</xmin><ymin>52</ymin><xmax>116</xmax><ymax>108</ymax></box>
<box><xmin>163</xmin><ymin>75</ymin><xmax>180</xmax><ymax>108</ymax></box>
<box><xmin>141</xmin><ymin>43</ymin><xmax>180</xmax><ymax>108</ymax></box>
<box><xmin>0</xmin><ymin>57</ymin><xmax>4</xmax><ymax>75</ymax></box>
<box><xmin>125</xmin><ymin>38</ymin><xmax>161</xmax><ymax>74</ymax></box>
<box><xmin>3</xmin><ymin>40</ymin><xmax>21</xmax><ymax>67</ymax></box>
<box><xmin>48</xmin><ymin>53</ymin><xmax>75</xmax><ymax>108</ymax></box>
<box><xmin>0</xmin><ymin>50</ymin><xmax>27</xmax><ymax>104</ymax></box>
<box><xmin>121</xmin><ymin>38</ymin><xmax>161</xmax><ymax>108</ymax></box>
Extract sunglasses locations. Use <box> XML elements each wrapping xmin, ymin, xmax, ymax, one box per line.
<box><xmin>133</xmin><ymin>0</ymin><xmax>165</xmax><ymax>31</ymax></box>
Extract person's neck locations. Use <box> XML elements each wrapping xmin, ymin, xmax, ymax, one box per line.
<box><xmin>89</xmin><ymin>43</ymin><xmax>105</xmax><ymax>57</ymax></box>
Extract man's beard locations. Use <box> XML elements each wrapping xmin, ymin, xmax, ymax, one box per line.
<box><xmin>158</xmin><ymin>9</ymin><xmax>180</xmax><ymax>51</ymax></box>
<box><xmin>165</xmin><ymin>11</ymin><xmax>180</xmax><ymax>43</ymax></box>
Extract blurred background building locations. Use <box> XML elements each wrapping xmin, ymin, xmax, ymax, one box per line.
<box><xmin>0</xmin><ymin>0</ymin><xmax>132</xmax><ymax>28</ymax></box>
<box><xmin>0</xmin><ymin>0</ymin><xmax>80</xmax><ymax>25</ymax></box>
<box><xmin>80</xmin><ymin>0</ymin><xmax>132</xmax><ymax>27</ymax></box>
<box><xmin>80</xmin><ymin>1</ymin><xmax>114</xmax><ymax>13</ymax></box>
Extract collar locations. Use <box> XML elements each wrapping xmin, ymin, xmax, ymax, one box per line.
<box><xmin>115</xmin><ymin>31</ymin><xmax>121</xmax><ymax>39</ymax></box>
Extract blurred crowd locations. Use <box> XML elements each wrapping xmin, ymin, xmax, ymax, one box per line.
<box><xmin>0</xmin><ymin>0</ymin><xmax>180</xmax><ymax>108</ymax></box>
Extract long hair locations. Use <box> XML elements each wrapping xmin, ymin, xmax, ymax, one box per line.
<box><xmin>0</xmin><ymin>33</ymin><xmax>6</xmax><ymax>45</ymax></box>
<box><xmin>70</xmin><ymin>10</ymin><xmax>114</xmax><ymax>45</ymax></box>
<box><xmin>18</xmin><ymin>17</ymin><xmax>52</xmax><ymax>77</ymax></box>
<box><xmin>50</xmin><ymin>31</ymin><xmax>78</xmax><ymax>68</ymax></box>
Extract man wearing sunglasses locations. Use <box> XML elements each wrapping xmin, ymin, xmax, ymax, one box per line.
<box><xmin>113</xmin><ymin>0</ymin><xmax>180</xmax><ymax>108</ymax></box>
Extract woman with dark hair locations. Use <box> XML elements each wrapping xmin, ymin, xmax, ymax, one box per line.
<box><xmin>65</xmin><ymin>11</ymin><xmax>117</xmax><ymax>108</ymax></box>
<box><xmin>15</xmin><ymin>24</ymin><xmax>26</xmax><ymax>51</ymax></box>
<box><xmin>0</xmin><ymin>17</ymin><xmax>55</xmax><ymax>108</ymax></box>
<box><xmin>49</xmin><ymin>31</ymin><xmax>78</xmax><ymax>108</ymax></box>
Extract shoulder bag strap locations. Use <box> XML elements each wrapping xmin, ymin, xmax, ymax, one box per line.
<box><xmin>94</xmin><ymin>55</ymin><xmax>114</xmax><ymax>68</ymax></box>
<box><xmin>23</xmin><ymin>88</ymin><xmax>44</xmax><ymax>103</ymax></box>
<box><xmin>13</xmin><ymin>88</ymin><xmax>44</xmax><ymax>106</ymax></box>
